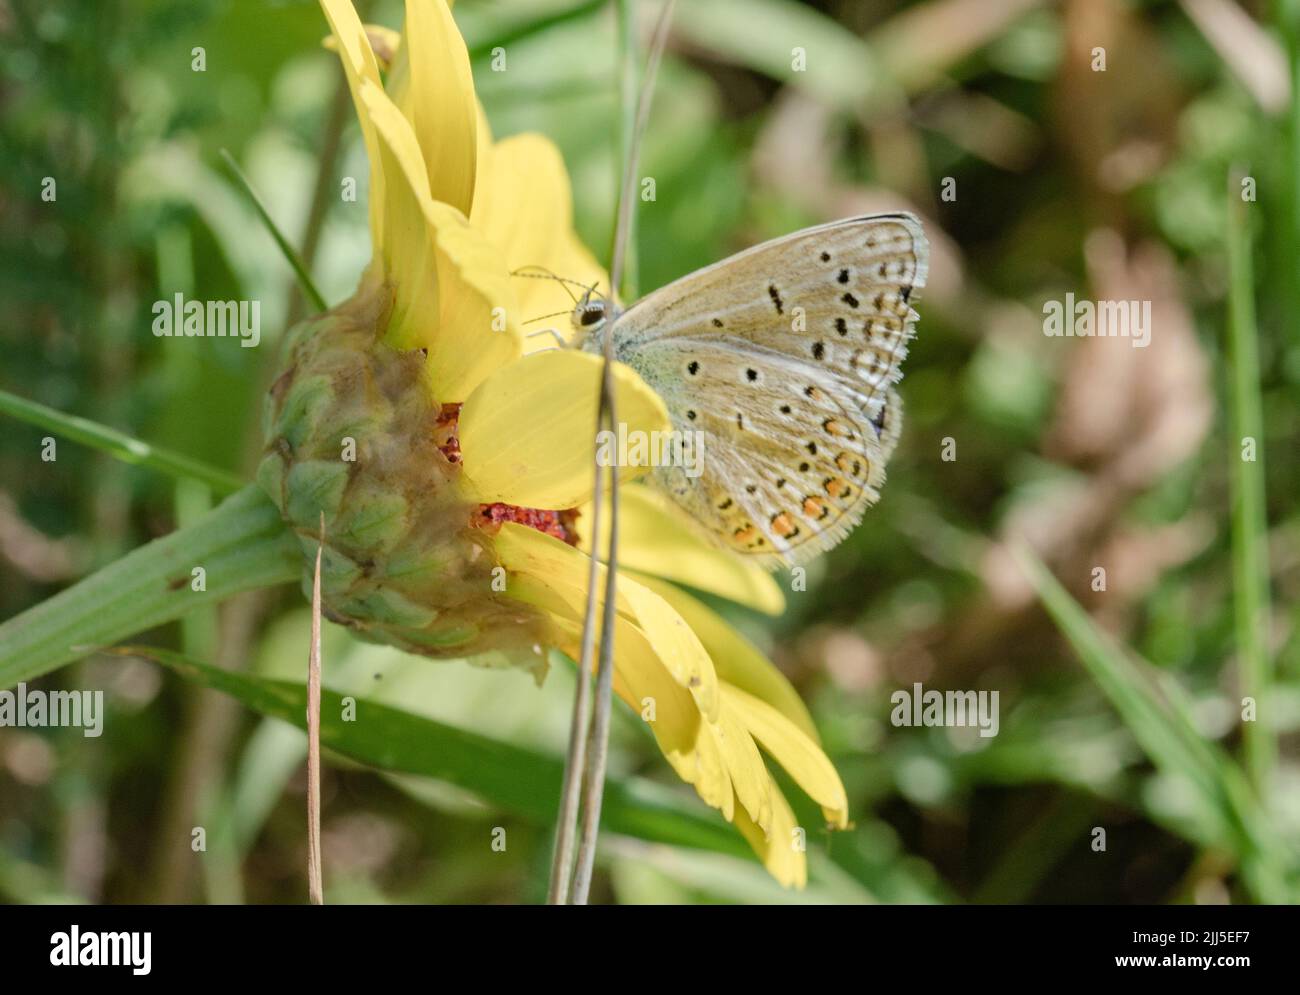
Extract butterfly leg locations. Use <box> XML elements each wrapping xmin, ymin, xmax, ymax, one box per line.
<box><xmin>525</xmin><ymin>327</ymin><xmax>568</xmax><ymax>350</ymax></box>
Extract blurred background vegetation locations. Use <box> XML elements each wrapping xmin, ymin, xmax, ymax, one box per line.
<box><xmin>2</xmin><ymin>0</ymin><xmax>1298</xmax><ymax>904</ymax></box>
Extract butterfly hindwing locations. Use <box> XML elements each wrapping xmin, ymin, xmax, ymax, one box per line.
<box><xmin>637</xmin><ymin>338</ymin><xmax>889</xmax><ymax>567</ymax></box>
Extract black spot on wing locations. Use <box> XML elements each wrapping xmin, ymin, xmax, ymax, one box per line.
<box><xmin>768</xmin><ymin>284</ymin><xmax>785</xmax><ymax>315</ymax></box>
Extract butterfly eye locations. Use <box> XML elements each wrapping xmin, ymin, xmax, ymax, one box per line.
<box><xmin>580</xmin><ymin>304</ymin><xmax>605</xmax><ymax>327</ymax></box>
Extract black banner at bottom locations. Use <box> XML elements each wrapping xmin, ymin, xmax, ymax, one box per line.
<box><xmin>0</xmin><ymin>903</ymin><xmax>1284</xmax><ymax>981</ymax></box>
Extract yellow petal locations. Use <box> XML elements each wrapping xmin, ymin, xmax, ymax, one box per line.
<box><xmin>618</xmin><ymin>572</ymin><xmax>720</xmax><ymax>721</ymax></box>
<box><xmin>722</xmin><ymin>684</ymin><xmax>849</xmax><ymax>828</ymax></box>
<box><xmin>506</xmin><ymin>569</ymin><xmax>732</xmax><ymax>812</ymax></box>
<box><xmin>403</xmin><ymin>0</ymin><xmax>476</xmax><ymax>214</ymax></box>
<box><xmin>733</xmin><ymin>780</ymin><xmax>806</xmax><ymax>888</ymax></box>
<box><xmin>681</xmin><ymin>709</ymin><xmax>733</xmax><ymax>819</ymax></box>
<box><xmin>470</xmin><ymin>133</ymin><xmax>607</xmax><ymax>344</ymax></box>
<box><xmin>581</xmin><ymin>484</ymin><xmax>785</xmax><ymax>615</ymax></box>
<box><xmin>360</xmin><ymin>80</ymin><xmax>522</xmax><ymax>400</ymax></box>
<box><xmin>492</xmin><ymin>523</ymin><xmax>718</xmax><ymax>720</ymax></box>
<box><xmin>711</xmin><ymin>704</ymin><xmax>774</xmax><ymax>834</ymax></box>
<box><xmin>458</xmin><ymin>350</ymin><xmax>671</xmax><ymax>509</ymax></box>
<box><xmin>494</xmin><ymin>521</ymin><xmax>633</xmax><ymax>615</ymax></box>
<box><xmin>359</xmin><ymin>79</ymin><xmax>438</xmax><ymax>341</ymax></box>
<box><xmin>425</xmin><ymin>200</ymin><xmax>524</xmax><ymax>399</ymax></box>
<box><xmin>319</xmin><ymin>0</ymin><xmax>386</xmax><ymax>250</ymax></box>
<box><xmin>503</xmin><ymin>534</ymin><xmax>811</xmax><ymax>879</ymax></box>
<box><xmin>631</xmin><ymin>573</ymin><xmax>818</xmax><ymax>742</ymax></box>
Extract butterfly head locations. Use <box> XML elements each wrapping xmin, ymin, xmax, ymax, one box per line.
<box><xmin>570</xmin><ymin>286</ymin><xmax>620</xmax><ymax>353</ymax></box>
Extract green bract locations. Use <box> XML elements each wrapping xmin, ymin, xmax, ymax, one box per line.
<box><xmin>257</xmin><ymin>281</ymin><xmax>556</xmax><ymax>677</ymax></box>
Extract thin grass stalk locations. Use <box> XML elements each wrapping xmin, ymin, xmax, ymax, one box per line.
<box><xmin>1276</xmin><ymin>0</ymin><xmax>1300</xmax><ymax>343</ymax></box>
<box><xmin>570</xmin><ymin>0</ymin><xmax>676</xmax><ymax>904</ymax></box>
<box><xmin>1225</xmin><ymin>171</ymin><xmax>1274</xmax><ymax>791</ymax></box>
<box><xmin>565</xmin><ymin>0</ymin><xmax>640</xmax><ymax>909</ymax></box>
<box><xmin>571</xmin><ymin>400</ymin><xmax>620</xmax><ymax>904</ymax></box>
<box><xmin>307</xmin><ymin>516</ymin><xmax>325</xmax><ymax>905</ymax></box>
<box><xmin>545</xmin><ymin>407</ymin><xmax>607</xmax><ymax>905</ymax></box>
<box><xmin>219</xmin><ymin>149</ymin><xmax>328</xmax><ymax>313</ymax></box>
<box><xmin>286</xmin><ymin>72</ymin><xmax>351</xmax><ymax>326</ymax></box>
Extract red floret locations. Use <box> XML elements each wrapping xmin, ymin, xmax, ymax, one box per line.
<box><xmin>436</xmin><ymin>402</ymin><xmax>580</xmax><ymax>545</ymax></box>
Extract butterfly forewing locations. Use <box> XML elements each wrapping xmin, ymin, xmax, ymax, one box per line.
<box><xmin>611</xmin><ymin>214</ymin><xmax>926</xmax><ymax>417</ymax></box>
<box><xmin>597</xmin><ymin>213</ymin><xmax>927</xmax><ymax>568</ymax></box>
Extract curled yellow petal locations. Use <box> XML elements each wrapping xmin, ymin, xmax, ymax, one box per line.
<box><xmin>492</xmin><ymin>523</ymin><xmax>718</xmax><ymax>721</ymax></box>
<box><xmin>425</xmin><ymin>200</ymin><xmax>524</xmax><ymax>399</ymax></box>
<box><xmin>499</xmin><ymin>526</ymin><xmax>823</xmax><ymax>883</ymax></box>
<box><xmin>359</xmin><ymin>79</ymin><xmax>438</xmax><ymax>339</ymax></box>
<box><xmin>319</xmin><ymin>0</ymin><xmax>386</xmax><ymax>250</ymax></box>
<box><xmin>733</xmin><ymin>781</ymin><xmax>806</xmax><ymax>889</ymax></box>
<box><xmin>711</xmin><ymin>704</ymin><xmax>774</xmax><ymax>834</ymax></box>
<box><xmin>458</xmin><ymin>350</ymin><xmax>671</xmax><ymax>510</ymax></box>
<box><xmin>360</xmin><ymin>80</ymin><xmax>521</xmax><ymax>400</ymax></box>
<box><xmin>722</xmin><ymin>684</ymin><xmax>849</xmax><ymax>828</ymax></box>
<box><xmin>618</xmin><ymin>572</ymin><xmax>719</xmax><ymax>722</ymax></box>
<box><xmin>403</xmin><ymin>0</ymin><xmax>476</xmax><ymax>213</ymax></box>
<box><xmin>471</xmin><ymin>133</ymin><xmax>607</xmax><ymax>344</ymax></box>
<box><xmin>505</xmin><ymin>568</ymin><xmax>732</xmax><ymax>812</ymax></box>
<box><xmin>631</xmin><ymin>573</ymin><xmax>818</xmax><ymax>742</ymax></box>
<box><xmin>582</xmin><ymin>484</ymin><xmax>785</xmax><ymax>615</ymax></box>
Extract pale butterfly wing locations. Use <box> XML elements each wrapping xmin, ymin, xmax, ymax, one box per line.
<box><xmin>631</xmin><ymin>337</ymin><xmax>893</xmax><ymax>566</ymax></box>
<box><xmin>590</xmin><ymin>213</ymin><xmax>927</xmax><ymax>568</ymax></box>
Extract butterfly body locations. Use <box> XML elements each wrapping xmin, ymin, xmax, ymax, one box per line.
<box><xmin>573</xmin><ymin>213</ymin><xmax>927</xmax><ymax>569</ymax></box>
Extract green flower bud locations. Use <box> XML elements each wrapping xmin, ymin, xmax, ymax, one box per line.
<box><xmin>258</xmin><ymin>283</ymin><xmax>557</xmax><ymax>678</ymax></box>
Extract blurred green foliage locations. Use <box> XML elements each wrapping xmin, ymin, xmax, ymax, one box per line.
<box><xmin>2</xmin><ymin>0</ymin><xmax>1298</xmax><ymax>904</ymax></box>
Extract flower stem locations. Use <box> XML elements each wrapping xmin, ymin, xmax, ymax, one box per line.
<box><xmin>0</xmin><ymin>484</ymin><xmax>299</xmax><ymax>689</ymax></box>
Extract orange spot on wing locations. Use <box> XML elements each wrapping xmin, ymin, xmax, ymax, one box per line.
<box><xmin>835</xmin><ymin>452</ymin><xmax>865</xmax><ymax>478</ymax></box>
<box><xmin>770</xmin><ymin>512</ymin><xmax>797</xmax><ymax>538</ymax></box>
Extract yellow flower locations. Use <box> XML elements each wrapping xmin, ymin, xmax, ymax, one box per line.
<box><xmin>266</xmin><ymin>0</ymin><xmax>848</xmax><ymax>887</ymax></box>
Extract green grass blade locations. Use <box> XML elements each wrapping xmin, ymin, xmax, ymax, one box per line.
<box><xmin>1273</xmin><ymin>0</ymin><xmax>1300</xmax><ymax>344</ymax></box>
<box><xmin>465</xmin><ymin>0</ymin><xmax>606</xmax><ymax>61</ymax></box>
<box><xmin>1014</xmin><ymin>543</ymin><xmax>1292</xmax><ymax>901</ymax></box>
<box><xmin>1225</xmin><ymin>176</ymin><xmax>1274</xmax><ymax>790</ymax></box>
<box><xmin>219</xmin><ymin>149</ymin><xmax>327</xmax><ymax>314</ymax></box>
<box><xmin>0</xmin><ymin>485</ymin><xmax>298</xmax><ymax>687</ymax></box>
<box><xmin>1015</xmin><ymin>545</ymin><xmax>1222</xmax><ymax>806</ymax></box>
<box><xmin>122</xmin><ymin>645</ymin><xmax>751</xmax><ymax>861</ymax></box>
<box><xmin>0</xmin><ymin>387</ymin><xmax>244</xmax><ymax>495</ymax></box>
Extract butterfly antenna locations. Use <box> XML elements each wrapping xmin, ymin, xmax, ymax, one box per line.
<box><xmin>523</xmin><ymin>309</ymin><xmax>575</xmax><ymax>325</ymax></box>
<box><xmin>510</xmin><ymin>265</ymin><xmax>587</xmax><ymax>305</ymax></box>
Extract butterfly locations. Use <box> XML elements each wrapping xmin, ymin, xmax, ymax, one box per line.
<box><xmin>568</xmin><ymin>213</ymin><xmax>927</xmax><ymax>570</ymax></box>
